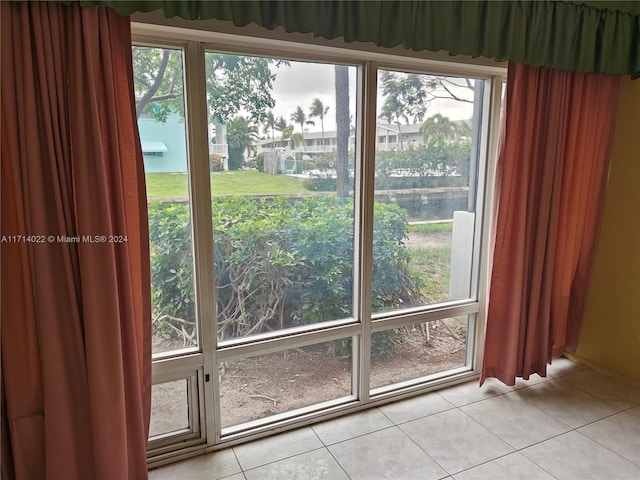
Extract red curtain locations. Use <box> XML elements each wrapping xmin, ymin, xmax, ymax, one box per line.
<box><xmin>482</xmin><ymin>62</ymin><xmax>621</xmax><ymax>386</ymax></box>
<box><xmin>1</xmin><ymin>2</ymin><xmax>151</xmax><ymax>479</ymax></box>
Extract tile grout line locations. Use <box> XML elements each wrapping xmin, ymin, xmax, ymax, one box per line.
<box><xmin>573</xmin><ymin>426</ymin><xmax>640</xmax><ymax>469</ymax></box>
<box><xmin>324</xmin><ymin>443</ymin><xmax>355</xmax><ymax>480</ymax></box>
<box><xmin>236</xmin><ymin>444</ymin><xmax>328</xmax><ymax>475</ymax></box>
<box><xmin>307</xmin><ymin>424</ymin><xmax>355</xmax><ymax>480</ymax></box>
<box><xmin>159</xmin><ymin>362</ymin><xmax>638</xmax><ymax>479</ymax></box>
<box><xmin>394</xmin><ymin>417</ymin><xmax>451</xmax><ymax>479</ymax></box>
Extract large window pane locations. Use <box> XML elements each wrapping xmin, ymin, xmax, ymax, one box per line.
<box><xmin>133</xmin><ymin>46</ymin><xmax>198</xmax><ymax>355</ymax></box>
<box><xmin>149</xmin><ymin>379</ymin><xmax>190</xmax><ymax>438</ymax></box>
<box><xmin>135</xmin><ymin>34</ymin><xmax>497</xmax><ymax>459</ymax></box>
<box><xmin>373</xmin><ymin>71</ymin><xmax>482</xmax><ymax>314</ymax></box>
<box><xmin>370</xmin><ymin>316</ymin><xmax>471</xmax><ymax>391</ymax></box>
<box><xmin>219</xmin><ymin>339</ymin><xmax>353</xmax><ymax>430</ymax></box>
<box><xmin>204</xmin><ymin>53</ymin><xmax>359</xmax><ymax>342</ymax></box>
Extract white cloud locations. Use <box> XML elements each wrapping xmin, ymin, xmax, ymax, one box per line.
<box><xmin>260</xmin><ymin>59</ymin><xmax>477</xmax><ymax>135</ymax></box>
<box><xmin>269</xmin><ymin>61</ymin><xmax>357</xmax><ymax>133</ymax></box>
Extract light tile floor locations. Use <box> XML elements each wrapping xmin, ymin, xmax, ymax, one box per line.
<box><xmin>149</xmin><ymin>357</ymin><xmax>640</xmax><ymax>479</ymax></box>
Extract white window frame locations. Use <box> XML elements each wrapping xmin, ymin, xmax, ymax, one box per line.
<box><xmin>134</xmin><ymin>23</ymin><xmax>505</xmax><ymax>466</ymax></box>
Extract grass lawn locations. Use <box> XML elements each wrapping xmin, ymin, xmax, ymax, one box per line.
<box><xmin>146</xmin><ymin>171</ymin><xmax>310</xmax><ymax>197</ymax></box>
<box><xmin>407</xmin><ymin>221</ymin><xmax>453</xmax><ymax>233</ymax></box>
<box><xmin>146</xmin><ymin>173</ymin><xmax>189</xmax><ymax>197</ymax></box>
<box><xmin>409</xmin><ymin>245</ymin><xmax>452</xmax><ymax>302</ymax></box>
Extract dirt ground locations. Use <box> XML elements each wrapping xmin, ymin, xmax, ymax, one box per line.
<box><xmin>150</xmin><ymin>320</ymin><xmax>467</xmax><ymax>434</ymax></box>
<box><xmin>150</xmin><ymin>229</ymin><xmax>466</xmax><ymax>435</ymax></box>
<box><xmin>217</xmin><ymin>320</ymin><xmax>467</xmax><ymax>428</ymax></box>
<box><xmin>402</xmin><ymin>229</ymin><xmax>452</xmax><ymax>248</ymax></box>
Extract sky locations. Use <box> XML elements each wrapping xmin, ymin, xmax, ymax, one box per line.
<box><xmin>268</xmin><ymin>60</ymin><xmax>356</xmax><ymax>134</ymax></box>
<box><xmin>264</xmin><ymin>59</ymin><xmax>476</xmax><ymax>136</ymax></box>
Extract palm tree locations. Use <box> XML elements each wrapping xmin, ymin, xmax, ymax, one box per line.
<box><xmin>456</xmin><ymin>120</ymin><xmax>473</xmax><ymax>139</ymax></box>
<box><xmin>420</xmin><ymin>114</ymin><xmax>458</xmax><ymax>143</ymax></box>
<box><xmin>263</xmin><ymin>111</ymin><xmax>277</xmax><ymax>149</ymax></box>
<box><xmin>291</xmin><ymin>132</ymin><xmax>304</xmax><ymax>149</ymax></box>
<box><xmin>226</xmin><ymin>116</ymin><xmax>258</xmax><ymax>170</ymax></box>
<box><xmin>290</xmin><ymin>106</ymin><xmax>314</xmax><ymax>152</ymax></box>
<box><xmin>275</xmin><ymin>116</ymin><xmax>294</xmax><ymax>149</ymax></box>
<box><xmin>379</xmin><ymin>95</ymin><xmax>409</xmax><ymax>151</ymax></box>
<box><xmin>309</xmin><ymin>98</ymin><xmax>329</xmax><ymax>152</ymax></box>
<box><xmin>335</xmin><ymin>65</ymin><xmax>350</xmax><ymax>197</ymax></box>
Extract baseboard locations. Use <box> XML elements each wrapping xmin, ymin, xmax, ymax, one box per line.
<box><xmin>564</xmin><ymin>353</ymin><xmax>640</xmax><ymax>390</ymax></box>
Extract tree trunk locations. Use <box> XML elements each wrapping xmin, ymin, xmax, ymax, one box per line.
<box><xmin>335</xmin><ymin>65</ymin><xmax>350</xmax><ymax>198</ymax></box>
<box><xmin>136</xmin><ymin>49</ymin><xmax>170</xmax><ymax>119</ymax></box>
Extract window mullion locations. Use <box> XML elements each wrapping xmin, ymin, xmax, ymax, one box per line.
<box><xmin>473</xmin><ymin>75</ymin><xmax>504</xmax><ymax>372</ymax></box>
<box><xmin>183</xmin><ymin>40</ymin><xmax>218</xmax><ymax>446</ymax></box>
<box><xmin>354</xmin><ymin>61</ymin><xmax>379</xmax><ymax>404</ymax></box>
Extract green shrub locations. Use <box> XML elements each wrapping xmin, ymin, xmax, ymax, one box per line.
<box><xmin>148</xmin><ymin>196</ymin><xmax>422</xmax><ymax>357</ymax></box>
<box><xmin>148</xmin><ymin>201</ymin><xmax>196</xmax><ymax>342</ymax></box>
<box><xmin>309</xmin><ymin>151</ymin><xmax>337</xmax><ymax>170</ymax></box>
<box><xmin>255</xmin><ymin>152</ymin><xmax>265</xmax><ymax>172</ymax></box>
<box><xmin>209</xmin><ymin>153</ymin><xmax>224</xmax><ymax>172</ymax></box>
<box><xmin>375</xmin><ymin>141</ymin><xmax>471</xmax><ymax>189</ymax></box>
<box><xmin>303</xmin><ymin>176</ymin><xmax>337</xmax><ymax>191</ymax></box>
<box><xmin>301</xmin><ymin>142</ymin><xmax>470</xmax><ymax>192</ymax></box>
<box><xmin>228</xmin><ymin>146</ymin><xmax>244</xmax><ymax>170</ymax></box>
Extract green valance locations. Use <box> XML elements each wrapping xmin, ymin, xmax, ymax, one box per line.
<box><xmin>80</xmin><ymin>1</ymin><xmax>640</xmax><ymax>77</ymax></box>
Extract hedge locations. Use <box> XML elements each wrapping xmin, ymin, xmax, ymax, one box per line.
<box><xmin>148</xmin><ymin>196</ymin><xmax>423</xmax><ymax>357</ymax></box>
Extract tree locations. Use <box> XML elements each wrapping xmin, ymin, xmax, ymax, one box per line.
<box><xmin>335</xmin><ymin>66</ymin><xmax>350</xmax><ymax>198</ymax></box>
<box><xmin>226</xmin><ymin>116</ymin><xmax>258</xmax><ymax>170</ymax></box>
<box><xmin>206</xmin><ymin>53</ymin><xmax>287</xmax><ymax>125</ymax></box>
<box><xmin>379</xmin><ymin>95</ymin><xmax>409</xmax><ymax>151</ymax></box>
<box><xmin>275</xmin><ymin>116</ymin><xmax>294</xmax><ymax>149</ymax></box>
<box><xmin>380</xmin><ymin>71</ymin><xmax>429</xmax><ymax>123</ymax></box>
<box><xmin>424</xmin><ymin>76</ymin><xmax>475</xmax><ymax>104</ymax></box>
<box><xmin>290</xmin><ymin>106</ymin><xmax>314</xmax><ymax>152</ymax></box>
<box><xmin>291</xmin><ymin>132</ymin><xmax>304</xmax><ymax>149</ymax></box>
<box><xmin>309</xmin><ymin>98</ymin><xmax>329</xmax><ymax>152</ymax></box>
<box><xmin>379</xmin><ymin>71</ymin><xmax>475</xmax><ymax>120</ymax></box>
<box><xmin>420</xmin><ymin>114</ymin><xmax>459</xmax><ymax>143</ymax></box>
<box><xmin>379</xmin><ymin>71</ymin><xmax>477</xmax><ymax>153</ymax></box>
<box><xmin>133</xmin><ymin>47</ymin><xmax>183</xmax><ymax>121</ymax></box>
<box><xmin>132</xmin><ymin>47</ymin><xmax>286</xmax><ymax>125</ymax></box>
<box><xmin>263</xmin><ymin>111</ymin><xmax>277</xmax><ymax>146</ymax></box>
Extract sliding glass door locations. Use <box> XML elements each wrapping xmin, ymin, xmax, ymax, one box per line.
<box><xmin>132</xmin><ymin>28</ymin><xmax>502</xmax><ymax>463</ymax></box>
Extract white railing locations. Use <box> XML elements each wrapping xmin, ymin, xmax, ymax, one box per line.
<box><xmin>258</xmin><ymin>142</ymin><xmax>401</xmax><ymax>154</ymax></box>
<box><xmin>209</xmin><ymin>143</ymin><xmax>229</xmax><ymax>158</ymax></box>
<box><xmin>303</xmin><ymin>145</ymin><xmax>333</xmax><ymax>154</ymax></box>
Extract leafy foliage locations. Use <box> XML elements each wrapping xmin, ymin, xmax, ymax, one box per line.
<box><xmin>132</xmin><ymin>47</ymin><xmax>286</xmax><ymax>124</ymax></box>
<box><xmin>290</xmin><ymin>106</ymin><xmax>314</xmax><ymax>152</ymax></box>
<box><xmin>375</xmin><ymin>139</ymin><xmax>472</xmax><ymax>187</ymax></box>
<box><xmin>308</xmin><ymin>98</ymin><xmax>329</xmax><ymax>147</ymax></box>
<box><xmin>420</xmin><ymin>114</ymin><xmax>470</xmax><ymax>143</ymax></box>
<box><xmin>206</xmin><ymin>54</ymin><xmax>287</xmax><ymax>125</ymax></box>
<box><xmin>379</xmin><ymin>71</ymin><xmax>476</xmax><ymax>123</ymax></box>
<box><xmin>226</xmin><ymin>116</ymin><xmax>259</xmax><ymax>170</ymax></box>
<box><xmin>262</xmin><ymin>111</ymin><xmax>277</xmax><ymax>146</ymax></box>
<box><xmin>148</xmin><ymin>201</ymin><xmax>196</xmax><ymax>341</ymax></box>
<box><xmin>302</xmin><ymin>135</ymin><xmax>471</xmax><ymax>192</ymax></box>
<box><xmin>148</xmin><ymin>197</ymin><xmax>422</xmax><ymax>357</ymax></box>
<box><xmin>133</xmin><ymin>47</ymin><xmax>184</xmax><ymax>121</ymax></box>
<box><xmin>255</xmin><ymin>152</ymin><xmax>265</xmax><ymax>172</ymax></box>
<box><xmin>275</xmin><ymin>116</ymin><xmax>294</xmax><ymax>148</ymax></box>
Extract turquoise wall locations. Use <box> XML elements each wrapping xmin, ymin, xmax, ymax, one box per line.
<box><xmin>138</xmin><ymin>113</ymin><xmax>189</xmax><ymax>173</ymax></box>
